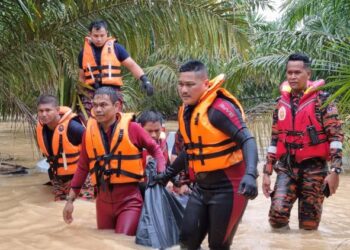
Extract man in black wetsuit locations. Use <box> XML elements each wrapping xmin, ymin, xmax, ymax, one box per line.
<box><xmin>153</xmin><ymin>60</ymin><xmax>258</xmax><ymax>250</ymax></box>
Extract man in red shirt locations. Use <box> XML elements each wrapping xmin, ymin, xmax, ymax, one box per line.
<box><xmin>137</xmin><ymin>110</ymin><xmax>169</xmax><ymax>167</ymax></box>
<box><xmin>62</xmin><ymin>87</ymin><xmax>165</xmax><ymax>235</ymax></box>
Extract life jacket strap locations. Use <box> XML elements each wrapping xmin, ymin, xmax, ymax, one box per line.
<box><xmin>184</xmin><ymin>138</ymin><xmax>233</xmax><ymax>149</ymax></box>
<box><xmin>187</xmin><ymin>145</ymin><xmax>240</xmax><ymax>161</ymax></box>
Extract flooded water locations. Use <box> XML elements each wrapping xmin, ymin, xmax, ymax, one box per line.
<box><xmin>0</xmin><ymin>122</ymin><xmax>349</xmax><ymax>250</ymax></box>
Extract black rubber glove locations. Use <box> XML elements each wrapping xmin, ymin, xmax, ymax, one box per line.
<box><xmin>148</xmin><ymin>172</ymin><xmax>171</xmax><ymax>187</ymax></box>
<box><xmin>238</xmin><ymin>136</ymin><xmax>258</xmax><ymax>200</ymax></box>
<box><xmin>140</xmin><ymin>75</ymin><xmax>154</xmax><ymax>96</ymax></box>
<box><xmin>148</xmin><ymin>151</ymin><xmax>187</xmax><ymax>187</ymax></box>
<box><xmin>238</xmin><ymin>174</ymin><xmax>258</xmax><ymax>200</ymax></box>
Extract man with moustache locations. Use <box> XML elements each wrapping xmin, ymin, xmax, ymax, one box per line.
<box><xmin>152</xmin><ymin>60</ymin><xmax>259</xmax><ymax>250</ymax></box>
<box><xmin>62</xmin><ymin>87</ymin><xmax>165</xmax><ymax>235</ymax></box>
<box><xmin>262</xmin><ymin>53</ymin><xmax>343</xmax><ymax>230</ymax></box>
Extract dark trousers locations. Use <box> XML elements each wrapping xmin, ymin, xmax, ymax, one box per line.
<box><xmin>180</xmin><ymin>162</ymin><xmax>247</xmax><ymax>250</ymax></box>
<box><xmin>269</xmin><ymin>158</ymin><xmax>328</xmax><ymax>230</ymax></box>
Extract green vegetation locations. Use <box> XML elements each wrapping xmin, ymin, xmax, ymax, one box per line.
<box><xmin>0</xmin><ymin>0</ymin><xmax>349</xmax><ymax>158</ymax></box>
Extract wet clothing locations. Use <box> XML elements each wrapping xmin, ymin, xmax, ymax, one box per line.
<box><xmin>264</xmin><ymin>83</ymin><xmax>343</xmax><ymax>230</ymax></box>
<box><xmin>269</xmin><ymin>158</ymin><xmax>327</xmax><ymax>230</ymax></box>
<box><xmin>181</xmin><ymin>162</ymin><xmax>247</xmax><ymax>250</ymax></box>
<box><xmin>70</xmin><ymin>119</ymin><xmax>165</xmax><ymax>235</ymax></box>
<box><xmin>164</xmin><ymin>95</ymin><xmax>258</xmax><ymax>249</ymax></box>
<box><xmin>51</xmin><ymin>177</ymin><xmax>72</xmax><ymax>201</ymax></box>
<box><xmin>96</xmin><ymin>183</ymin><xmax>142</xmax><ymax>235</ymax></box>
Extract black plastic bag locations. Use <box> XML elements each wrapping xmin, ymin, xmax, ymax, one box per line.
<box><xmin>135</xmin><ymin>160</ymin><xmax>184</xmax><ymax>249</ymax></box>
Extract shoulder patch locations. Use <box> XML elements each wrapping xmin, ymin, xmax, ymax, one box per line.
<box><xmin>278</xmin><ymin>106</ymin><xmax>286</xmax><ymax>121</ymax></box>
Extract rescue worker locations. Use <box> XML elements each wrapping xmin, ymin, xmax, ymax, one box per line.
<box><xmin>152</xmin><ymin>60</ymin><xmax>259</xmax><ymax>250</ymax></box>
<box><xmin>137</xmin><ymin>110</ymin><xmax>169</xmax><ymax>167</ymax></box>
<box><xmin>138</xmin><ymin>110</ymin><xmax>191</xmax><ymax>202</ymax></box>
<box><xmin>262</xmin><ymin>53</ymin><xmax>344</xmax><ymax>230</ymax></box>
<box><xmin>137</xmin><ymin>110</ymin><xmax>179</xmax><ymax>198</ymax></box>
<box><xmin>62</xmin><ymin>87</ymin><xmax>165</xmax><ymax>235</ymax></box>
<box><xmin>36</xmin><ymin>95</ymin><xmax>89</xmax><ymax>201</ymax></box>
<box><xmin>78</xmin><ymin>19</ymin><xmax>154</xmax><ymax>122</ymax></box>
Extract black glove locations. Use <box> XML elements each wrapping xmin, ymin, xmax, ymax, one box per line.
<box><xmin>148</xmin><ymin>152</ymin><xmax>187</xmax><ymax>187</ymax></box>
<box><xmin>140</xmin><ymin>75</ymin><xmax>154</xmax><ymax>96</ymax></box>
<box><xmin>148</xmin><ymin>172</ymin><xmax>171</xmax><ymax>187</ymax></box>
<box><xmin>238</xmin><ymin>174</ymin><xmax>258</xmax><ymax>200</ymax></box>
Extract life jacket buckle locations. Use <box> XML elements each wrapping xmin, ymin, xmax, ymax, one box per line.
<box><xmin>102</xmin><ymin>154</ymin><xmax>112</xmax><ymax>163</ymax></box>
<box><xmin>104</xmin><ymin>169</ymin><xmax>112</xmax><ymax>176</ymax></box>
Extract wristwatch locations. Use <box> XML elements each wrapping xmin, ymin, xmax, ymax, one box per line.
<box><xmin>331</xmin><ymin>168</ymin><xmax>342</xmax><ymax>175</ymax></box>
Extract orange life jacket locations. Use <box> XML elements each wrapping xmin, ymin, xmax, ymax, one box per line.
<box><xmin>275</xmin><ymin>80</ymin><xmax>330</xmax><ymax>163</ymax></box>
<box><xmin>86</xmin><ymin>113</ymin><xmax>144</xmax><ymax>186</ymax></box>
<box><xmin>36</xmin><ymin>106</ymin><xmax>81</xmax><ymax>176</ymax></box>
<box><xmin>82</xmin><ymin>37</ymin><xmax>123</xmax><ymax>87</ymax></box>
<box><xmin>178</xmin><ymin>74</ymin><xmax>245</xmax><ymax>173</ymax></box>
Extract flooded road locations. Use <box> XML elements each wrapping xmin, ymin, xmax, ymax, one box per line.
<box><xmin>0</xmin><ymin>122</ymin><xmax>349</xmax><ymax>250</ymax></box>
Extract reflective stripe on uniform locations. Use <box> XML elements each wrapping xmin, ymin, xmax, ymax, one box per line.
<box><xmin>268</xmin><ymin>146</ymin><xmax>277</xmax><ymax>154</ymax></box>
<box><xmin>330</xmin><ymin>141</ymin><xmax>342</xmax><ymax>149</ymax></box>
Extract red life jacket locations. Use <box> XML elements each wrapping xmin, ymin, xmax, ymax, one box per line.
<box><xmin>275</xmin><ymin>80</ymin><xmax>330</xmax><ymax>163</ymax></box>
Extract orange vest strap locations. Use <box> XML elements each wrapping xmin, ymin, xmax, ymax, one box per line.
<box><xmin>184</xmin><ymin>138</ymin><xmax>233</xmax><ymax>149</ymax></box>
<box><xmin>84</xmin><ymin>73</ymin><xmax>122</xmax><ymax>80</ymax></box>
<box><xmin>187</xmin><ymin>144</ymin><xmax>240</xmax><ymax>161</ymax></box>
<box><xmin>89</xmin><ymin>153</ymin><xmax>142</xmax><ymax>162</ymax></box>
<box><xmin>89</xmin><ymin>167</ymin><xmax>144</xmax><ymax>180</ymax></box>
<box><xmin>83</xmin><ymin>65</ymin><xmax>121</xmax><ymax>72</ymax></box>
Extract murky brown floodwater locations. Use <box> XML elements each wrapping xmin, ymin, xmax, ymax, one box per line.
<box><xmin>0</xmin><ymin>122</ymin><xmax>349</xmax><ymax>250</ymax></box>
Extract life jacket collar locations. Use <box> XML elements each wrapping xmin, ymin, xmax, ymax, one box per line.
<box><xmin>280</xmin><ymin>80</ymin><xmax>325</xmax><ymax>96</ymax></box>
<box><xmin>198</xmin><ymin>74</ymin><xmax>225</xmax><ymax>104</ymax></box>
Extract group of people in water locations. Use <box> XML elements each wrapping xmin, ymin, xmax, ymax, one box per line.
<box><xmin>35</xmin><ymin>20</ymin><xmax>344</xmax><ymax>250</ymax></box>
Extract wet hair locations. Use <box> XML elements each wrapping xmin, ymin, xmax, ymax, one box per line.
<box><xmin>37</xmin><ymin>95</ymin><xmax>58</xmax><ymax>107</ymax></box>
<box><xmin>287</xmin><ymin>53</ymin><xmax>311</xmax><ymax>69</ymax></box>
<box><xmin>88</xmin><ymin>20</ymin><xmax>108</xmax><ymax>32</ymax></box>
<box><xmin>94</xmin><ymin>87</ymin><xmax>122</xmax><ymax>104</ymax></box>
<box><xmin>137</xmin><ymin>110</ymin><xmax>164</xmax><ymax>126</ymax></box>
<box><xmin>179</xmin><ymin>60</ymin><xmax>208</xmax><ymax>75</ymax></box>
